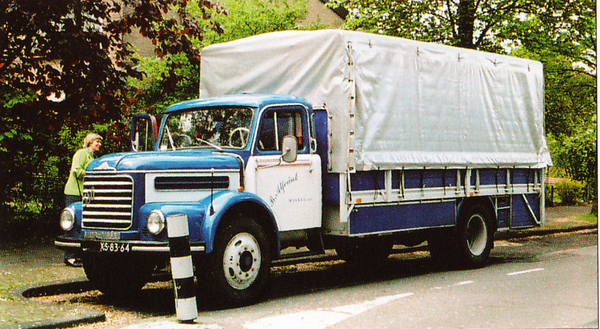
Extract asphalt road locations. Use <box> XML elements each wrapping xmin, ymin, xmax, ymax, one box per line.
<box><xmin>113</xmin><ymin>230</ymin><xmax>597</xmax><ymax>329</ymax></box>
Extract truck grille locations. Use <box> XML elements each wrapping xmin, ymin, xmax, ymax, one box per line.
<box><xmin>82</xmin><ymin>175</ymin><xmax>133</xmax><ymax>230</ymax></box>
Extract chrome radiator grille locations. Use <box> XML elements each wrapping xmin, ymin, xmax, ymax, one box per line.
<box><xmin>82</xmin><ymin>175</ymin><xmax>133</xmax><ymax>230</ymax></box>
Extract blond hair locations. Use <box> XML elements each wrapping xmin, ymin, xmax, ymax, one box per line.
<box><xmin>83</xmin><ymin>133</ymin><xmax>103</xmax><ymax>148</ymax></box>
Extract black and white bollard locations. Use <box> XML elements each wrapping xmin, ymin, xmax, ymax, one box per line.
<box><xmin>167</xmin><ymin>213</ymin><xmax>198</xmax><ymax>323</ymax></box>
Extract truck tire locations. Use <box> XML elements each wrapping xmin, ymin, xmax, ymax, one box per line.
<box><xmin>428</xmin><ymin>204</ymin><xmax>494</xmax><ymax>269</ymax></box>
<box><xmin>82</xmin><ymin>254</ymin><xmax>153</xmax><ymax>300</ymax></box>
<box><xmin>455</xmin><ymin>204</ymin><xmax>494</xmax><ymax>268</ymax></box>
<box><xmin>205</xmin><ymin>218</ymin><xmax>272</xmax><ymax>306</ymax></box>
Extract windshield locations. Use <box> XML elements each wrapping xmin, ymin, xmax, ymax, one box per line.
<box><xmin>159</xmin><ymin>107</ymin><xmax>254</xmax><ymax>150</ymax></box>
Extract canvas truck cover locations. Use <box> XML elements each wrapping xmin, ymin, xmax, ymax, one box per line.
<box><xmin>200</xmin><ymin>30</ymin><xmax>552</xmax><ymax>173</ymax></box>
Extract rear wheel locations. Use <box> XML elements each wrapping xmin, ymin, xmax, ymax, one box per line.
<box><xmin>428</xmin><ymin>204</ymin><xmax>494</xmax><ymax>268</ymax></box>
<box><xmin>205</xmin><ymin>218</ymin><xmax>272</xmax><ymax>306</ymax></box>
<box><xmin>456</xmin><ymin>204</ymin><xmax>494</xmax><ymax>267</ymax></box>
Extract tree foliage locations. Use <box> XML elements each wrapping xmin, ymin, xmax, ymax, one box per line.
<box><xmin>0</xmin><ymin>0</ymin><xmax>224</xmax><ymax>239</ymax></box>
<box><xmin>327</xmin><ymin>0</ymin><xmax>536</xmax><ymax>51</ymax></box>
<box><xmin>129</xmin><ymin>0</ymin><xmax>316</xmax><ymax>115</ymax></box>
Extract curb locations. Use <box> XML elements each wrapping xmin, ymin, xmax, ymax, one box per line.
<box><xmin>495</xmin><ymin>223</ymin><xmax>598</xmax><ymax>240</ymax></box>
<box><xmin>10</xmin><ymin>224</ymin><xmax>597</xmax><ymax>329</ymax></box>
<box><xmin>8</xmin><ymin>279</ymin><xmax>105</xmax><ymax>329</ymax></box>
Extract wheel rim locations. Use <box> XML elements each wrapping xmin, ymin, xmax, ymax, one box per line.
<box><xmin>465</xmin><ymin>214</ymin><xmax>488</xmax><ymax>256</ymax></box>
<box><xmin>222</xmin><ymin>232</ymin><xmax>261</xmax><ymax>290</ymax></box>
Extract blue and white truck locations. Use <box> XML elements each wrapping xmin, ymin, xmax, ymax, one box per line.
<box><xmin>56</xmin><ymin>30</ymin><xmax>552</xmax><ymax>305</ymax></box>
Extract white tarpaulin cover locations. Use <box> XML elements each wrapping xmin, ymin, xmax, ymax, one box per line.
<box><xmin>200</xmin><ymin>30</ymin><xmax>552</xmax><ymax>173</ymax></box>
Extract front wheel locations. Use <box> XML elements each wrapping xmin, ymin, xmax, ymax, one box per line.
<box><xmin>205</xmin><ymin>218</ymin><xmax>272</xmax><ymax>306</ymax></box>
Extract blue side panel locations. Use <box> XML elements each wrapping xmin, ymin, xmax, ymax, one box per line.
<box><xmin>478</xmin><ymin>169</ymin><xmax>508</xmax><ymax>186</ymax></box>
<box><xmin>416</xmin><ymin>169</ymin><xmax>453</xmax><ymax>189</ymax></box>
<box><xmin>511</xmin><ymin>194</ymin><xmax>541</xmax><ymax>228</ymax></box>
<box><xmin>349</xmin><ymin>201</ymin><xmax>455</xmax><ymax>235</ymax></box>
<box><xmin>351</xmin><ymin>169</ymin><xmax>460</xmax><ymax>191</ymax></box>
<box><xmin>323</xmin><ymin>173</ymin><xmax>340</xmax><ymax>204</ymax></box>
<box><xmin>403</xmin><ymin>170</ymin><xmax>424</xmax><ymax>189</ymax></box>
<box><xmin>512</xmin><ymin>169</ymin><xmax>533</xmax><ymax>184</ymax></box>
<box><xmin>351</xmin><ymin>171</ymin><xmax>385</xmax><ymax>191</ymax></box>
<box><xmin>313</xmin><ymin>109</ymin><xmax>341</xmax><ymax>205</ymax></box>
<box><xmin>347</xmin><ymin>168</ymin><xmax>539</xmax><ymax>193</ymax></box>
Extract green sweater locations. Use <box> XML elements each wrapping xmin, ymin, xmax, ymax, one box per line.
<box><xmin>64</xmin><ymin>148</ymin><xmax>94</xmax><ymax>196</ymax></box>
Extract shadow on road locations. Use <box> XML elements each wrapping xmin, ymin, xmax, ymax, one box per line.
<box><xmin>30</xmin><ymin>244</ymin><xmax>548</xmax><ymax>314</ymax></box>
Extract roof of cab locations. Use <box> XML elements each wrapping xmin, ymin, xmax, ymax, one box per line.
<box><xmin>165</xmin><ymin>94</ymin><xmax>311</xmax><ymax>114</ymax></box>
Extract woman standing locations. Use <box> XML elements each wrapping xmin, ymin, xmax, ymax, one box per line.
<box><xmin>63</xmin><ymin>133</ymin><xmax>102</xmax><ymax>266</ymax></box>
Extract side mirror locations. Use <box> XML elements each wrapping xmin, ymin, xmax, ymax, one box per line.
<box><xmin>131</xmin><ymin>114</ymin><xmax>158</xmax><ymax>152</ymax></box>
<box><xmin>281</xmin><ymin>135</ymin><xmax>298</xmax><ymax>163</ymax></box>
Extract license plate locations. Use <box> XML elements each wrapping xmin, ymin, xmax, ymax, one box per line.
<box><xmin>99</xmin><ymin>241</ymin><xmax>131</xmax><ymax>253</ymax></box>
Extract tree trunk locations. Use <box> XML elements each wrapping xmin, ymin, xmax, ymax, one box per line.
<box><xmin>456</xmin><ymin>0</ymin><xmax>476</xmax><ymax>49</ymax></box>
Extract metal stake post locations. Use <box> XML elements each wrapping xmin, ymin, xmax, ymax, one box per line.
<box><xmin>167</xmin><ymin>213</ymin><xmax>198</xmax><ymax>323</ymax></box>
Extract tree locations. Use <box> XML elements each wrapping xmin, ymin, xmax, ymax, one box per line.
<box><xmin>501</xmin><ymin>0</ymin><xmax>596</xmax><ymax>138</ymax></box>
<box><xmin>557</xmin><ymin>116</ymin><xmax>597</xmax><ymax>186</ymax></box>
<box><xmin>0</xmin><ymin>0</ymin><xmax>224</xmax><ymax>239</ymax></box>
<box><xmin>327</xmin><ymin>0</ymin><xmax>538</xmax><ymax>52</ymax></box>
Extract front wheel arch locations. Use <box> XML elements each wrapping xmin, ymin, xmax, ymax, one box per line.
<box><xmin>214</xmin><ymin>200</ymin><xmax>279</xmax><ymax>258</ymax></box>
<box><xmin>201</xmin><ymin>192</ymin><xmax>280</xmax><ymax>256</ymax></box>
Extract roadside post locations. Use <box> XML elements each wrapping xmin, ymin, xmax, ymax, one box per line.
<box><xmin>167</xmin><ymin>213</ymin><xmax>198</xmax><ymax>323</ymax></box>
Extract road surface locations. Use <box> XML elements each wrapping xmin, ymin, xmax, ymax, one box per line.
<box><xmin>112</xmin><ymin>230</ymin><xmax>597</xmax><ymax>329</ymax></box>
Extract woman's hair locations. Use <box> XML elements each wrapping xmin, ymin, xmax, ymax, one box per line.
<box><xmin>83</xmin><ymin>133</ymin><xmax>103</xmax><ymax>148</ymax></box>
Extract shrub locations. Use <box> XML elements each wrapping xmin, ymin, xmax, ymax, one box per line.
<box><xmin>554</xmin><ymin>180</ymin><xmax>585</xmax><ymax>205</ymax></box>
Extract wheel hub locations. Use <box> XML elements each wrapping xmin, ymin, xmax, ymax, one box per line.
<box><xmin>222</xmin><ymin>232</ymin><xmax>261</xmax><ymax>290</ymax></box>
<box><xmin>466</xmin><ymin>214</ymin><xmax>487</xmax><ymax>256</ymax></box>
<box><xmin>240</xmin><ymin>251</ymin><xmax>253</xmax><ymax>272</ymax></box>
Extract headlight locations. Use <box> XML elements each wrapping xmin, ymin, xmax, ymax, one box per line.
<box><xmin>147</xmin><ymin>210</ymin><xmax>165</xmax><ymax>235</ymax></box>
<box><xmin>60</xmin><ymin>208</ymin><xmax>75</xmax><ymax>232</ymax></box>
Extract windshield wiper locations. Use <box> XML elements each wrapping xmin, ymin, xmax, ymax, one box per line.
<box><xmin>165</xmin><ymin>126</ymin><xmax>176</xmax><ymax>151</ymax></box>
<box><xmin>197</xmin><ymin>138</ymin><xmax>223</xmax><ymax>151</ymax></box>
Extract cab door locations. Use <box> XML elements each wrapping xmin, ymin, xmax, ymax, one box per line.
<box><xmin>245</xmin><ymin>106</ymin><xmax>322</xmax><ymax>232</ymax></box>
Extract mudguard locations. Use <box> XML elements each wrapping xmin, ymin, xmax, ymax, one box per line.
<box><xmin>159</xmin><ymin>190</ymin><xmax>280</xmax><ymax>254</ymax></box>
<box><xmin>456</xmin><ymin>197</ymin><xmax>496</xmax><ymax>225</ymax></box>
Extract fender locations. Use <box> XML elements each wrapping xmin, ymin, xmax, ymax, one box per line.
<box><xmin>63</xmin><ymin>202</ymin><xmax>84</xmax><ymax>239</ymax></box>
<box><xmin>201</xmin><ymin>190</ymin><xmax>280</xmax><ymax>254</ymax></box>
<box><xmin>456</xmin><ymin>197</ymin><xmax>496</xmax><ymax>225</ymax></box>
<box><xmin>144</xmin><ymin>203</ymin><xmax>207</xmax><ymax>242</ymax></box>
<box><xmin>160</xmin><ymin>191</ymin><xmax>280</xmax><ymax>254</ymax></box>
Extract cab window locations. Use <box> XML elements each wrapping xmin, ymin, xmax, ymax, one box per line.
<box><xmin>257</xmin><ymin>110</ymin><xmax>305</xmax><ymax>152</ymax></box>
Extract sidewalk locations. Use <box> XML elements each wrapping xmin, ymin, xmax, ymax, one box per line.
<box><xmin>0</xmin><ymin>205</ymin><xmax>596</xmax><ymax>329</ymax></box>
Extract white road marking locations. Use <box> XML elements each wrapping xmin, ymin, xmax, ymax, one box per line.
<box><xmin>243</xmin><ymin>293</ymin><xmax>414</xmax><ymax>329</ymax></box>
<box><xmin>506</xmin><ymin>268</ymin><xmax>545</xmax><ymax>276</ymax></box>
<box><xmin>454</xmin><ymin>280</ymin><xmax>474</xmax><ymax>286</ymax></box>
<box><xmin>118</xmin><ymin>318</ymin><xmax>222</xmax><ymax>328</ymax></box>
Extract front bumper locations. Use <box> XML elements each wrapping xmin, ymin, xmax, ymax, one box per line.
<box><xmin>55</xmin><ymin>237</ymin><xmax>206</xmax><ymax>254</ymax></box>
